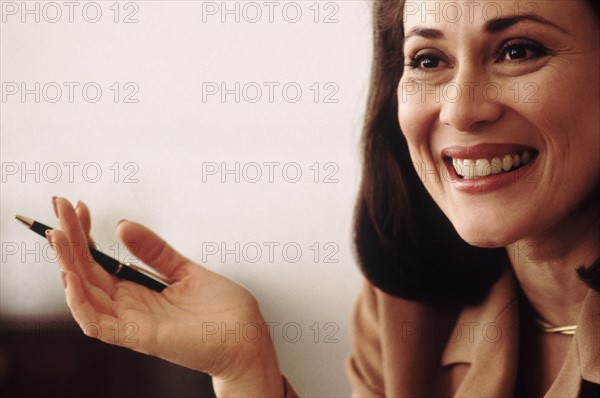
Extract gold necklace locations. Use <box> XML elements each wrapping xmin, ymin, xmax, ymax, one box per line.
<box><xmin>535</xmin><ymin>317</ymin><xmax>577</xmax><ymax>335</ymax></box>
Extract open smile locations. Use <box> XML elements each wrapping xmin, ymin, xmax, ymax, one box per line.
<box><xmin>441</xmin><ymin>144</ymin><xmax>539</xmax><ymax>192</ymax></box>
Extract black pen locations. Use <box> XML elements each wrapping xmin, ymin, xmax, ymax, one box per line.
<box><xmin>15</xmin><ymin>215</ymin><xmax>169</xmax><ymax>292</ymax></box>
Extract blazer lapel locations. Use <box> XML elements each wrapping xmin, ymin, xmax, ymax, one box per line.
<box><xmin>546</xmin><ymin>291</ymin><xmax>600</xmax><ymax>397</ymax></box>
<box><xmin>441</xmin><ymin>267</ymin><xmax>520</xmax><ymax>397</ymax></box>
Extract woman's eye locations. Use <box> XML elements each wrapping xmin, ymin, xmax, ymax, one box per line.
<box><xmin>505</xmin><ymin>45</ymin><xmax>529</xmax><ymax>60</ymax></box>
<box><xmin>407</xmin><ymin>54</ymin><xmax>443</xmax><ymax>70</ymax></box>
<box><xmin>497</xmin><ymin>41</ymin><xmax>549</xmax><ymax>62</ymax></box>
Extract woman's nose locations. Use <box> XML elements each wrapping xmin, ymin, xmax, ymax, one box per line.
<box><xmin>439</xmin><ymin>66</ymin><xmax>504</xmax><ymax>132</ymax></box>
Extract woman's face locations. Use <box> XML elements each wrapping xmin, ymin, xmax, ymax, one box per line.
<box><xmin>398</xmin><ymin>0</ymin><xmax>599</xmax><ymax>247</ymax></box>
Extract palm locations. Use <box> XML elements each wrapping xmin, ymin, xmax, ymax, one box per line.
<box><xmin>51</xmin><ymin>198</ymin><xmax>267</xmax><ymax>378</ymax></box>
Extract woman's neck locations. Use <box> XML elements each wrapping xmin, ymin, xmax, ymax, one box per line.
<box><xmin>507</xmin><ymin>203</ymin><xmax>599</xmax><ymax>327</ymax></box>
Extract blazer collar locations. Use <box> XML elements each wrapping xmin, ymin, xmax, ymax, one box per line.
<box><xmin>575</xmin><ymin>290</ymin><xmax>600</xmax><ymax>385</ymax></box>
<box><xmin>440</xmin><ymin>266</ymin><xmax>520</xmax><ymax>396</ymax></box>
<box><xmin>440</xmin><ymin>266</ymin><xmax>600</xmax><ymax>397</ymax></box>
<box><xmin>546</xmin><ymin>289</ymin><xmax>600</xmax><ymax>397</ymax></box>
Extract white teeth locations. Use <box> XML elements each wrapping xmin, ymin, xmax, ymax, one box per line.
<box><xmin>475</xmin><ymin>159</ymin><xmax>490</xmax><ymax>177</ymax></box>
<box><xmin>491</xmin><ymin>157</ymin><xmax>502</xmax><ymax>174</ymax></box>
<box><xmin>452</xmin><ymin>158</ymin><xmax>463</xmax><ymax>176</ymax></box>
<box><xmin>462</xmin><ymin>159</ymin><xmax>475</xmax><ymax>179</ymax></box>
<box><xmin>502</xmin><ymin>154</ymin><xmax>512</xmax><ymax>171</ymax></box>
<box><xmin>512</xmin><ymin>154</ymin><xmax>521</xmax><ymax>167</ymax></box>
<box><xmin>452</xmin><ymin>150</ymin><xmax>534</xmax><ymax>180</ymax></box>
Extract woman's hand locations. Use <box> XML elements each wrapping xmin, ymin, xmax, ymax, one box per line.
<box><xmin>48</xmin><ymin>197</ymin><xmax>283</xmax><ymax>397</ymax></box>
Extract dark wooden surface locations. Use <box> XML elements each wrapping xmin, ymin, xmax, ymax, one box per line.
<box><xmin>0</xmin><ymin>316</ymin><xmax>216</xmax><ymax>398</ymax></box>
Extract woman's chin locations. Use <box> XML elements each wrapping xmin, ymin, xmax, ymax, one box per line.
<box><xmin>453</xmin><ymin>225</ymin><xmax>519</xmax><ymax>249</ymax></box>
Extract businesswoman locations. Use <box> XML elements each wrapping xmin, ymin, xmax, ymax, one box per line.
<box><xmin>49</xmin><ymin>0</ymin><xmax>599</xmax><ymax>396</ymax></box>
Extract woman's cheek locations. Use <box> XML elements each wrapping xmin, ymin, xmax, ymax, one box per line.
<box><xmin>398</xmin><ymin>90</ymin><xmax>437</xmax><ymax>161</ymax></box>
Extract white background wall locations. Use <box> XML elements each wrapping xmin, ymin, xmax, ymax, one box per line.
<box><xmin>1</xmin><ymin>1</ymin><xmax>372</xmax><ymax>395</ymax></box>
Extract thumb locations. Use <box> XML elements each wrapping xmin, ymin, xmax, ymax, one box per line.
<box><xmin>116</xmin><ymin>220</ymin><xmax>191</xmax><ymax>281</ymax></box>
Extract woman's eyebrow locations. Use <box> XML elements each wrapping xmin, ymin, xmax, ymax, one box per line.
<box><xmin>404</xmin><ymin>15</ymin><xmax>571</xmax><ymax>41</ymax></box>
<box><xmin>485</xmin><ymin>15</ymin><xmax>572</xmax><ymax>36</ymax></box>
<box><xmin>404</xmin><ymin>27</ymin><xmax>444</xmax><ymax>41</ymax></box>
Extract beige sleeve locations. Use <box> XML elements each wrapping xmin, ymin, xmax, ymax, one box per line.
<box><xmin>282</xmin><ymin>375</ymin><xmax>298</xmax><ymax>398</ymax></box>
<box><xmin>282</xmin><ymin>281</ymin><xmax>385</xmax><ymax>397</ymax></box>
<box><xmin>346</xmin><ymin>280</ymin><xmax>385</xmax><ymax>397</ymax></box>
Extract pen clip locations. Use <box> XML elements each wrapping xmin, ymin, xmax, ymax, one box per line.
<box><xmin>126</xmin><ymin>263</ymin><xmax>169</xmax><ymax>284</ymax></box>
<box><xmin>113</xmin><ymin>262</ymin><xmax>124</xmax><ymax>275</ymax></box>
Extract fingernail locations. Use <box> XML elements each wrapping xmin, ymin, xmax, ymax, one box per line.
<box><xmin>75</xmin><ymin>201</ymin><xmax>82</xmax><ymax>211</ymax></box>
<box><xmin>117</xmin><ymin>219</ymin><xmax>128</xmax><ymax>226</ymax></box>
<box><xmin>60</xmin><ymin>271</ymin><xmax>68</xmax><ymax>289</ymax></box>
<box><xmin>45</xmin><ymin>229</ymin><xmax>52</xmax><ymax>244</ymax></box>
<box><xmin>52</xmin><ymin>196</ymin><xmax>59</xmax><ymax>218</ymax></box>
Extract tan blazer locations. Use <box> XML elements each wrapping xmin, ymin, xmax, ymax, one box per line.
<box><xmin>345</xmin><ymin>267</ymin><xmax>600</xmax><ymax>397</ymax></box>
<box><xmin>284</xmin><ymin>267</ymin><xmax>599</xmax><ymax>397</ymax></box>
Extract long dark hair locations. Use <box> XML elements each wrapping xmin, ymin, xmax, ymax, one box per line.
<box><xmin>354</xmin><ymin>0</ymin><xmax>600</xmax><ymax>305</ymax></box>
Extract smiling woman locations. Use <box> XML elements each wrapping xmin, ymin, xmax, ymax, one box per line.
<box><xmin>47</xmin><ymin>0</ymin><xmax>599</xmax><ymax>397</ymax></box>
<box><xmin>399</xmin><ymin>3</ymin><xmax>599</xmax><ymax>247</ymax></box>
<box><xmin>353</xmin><ymin>0</ymin><xmax>599</xmax><ymax>396</ymax></box>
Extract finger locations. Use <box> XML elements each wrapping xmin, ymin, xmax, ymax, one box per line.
<box><xmin>49</xmin><ymin>227</ymin><xmax>115</xmax><ymax>293</ymax></box>
<box><xmin>62</xmin><ymin>270</ymin><xmax>122</xmax><ymax>344</ymax></box>
<box><xmin>54</xmin><ymin>197</ymin><xmax>95</xmax><ymax>267</ymax></box>
<box><xmin>61</xmin><ymin>268</ymin><xmax>116</xmax><ymax>318</ymax></box>
<box><xmin>116</xmin><ymin>220</ymin><xmax>192</xmax><ymax>281</ymax></box>
<box><xmin>75</xmin><ymin>200</ymin><xmax>96</xmax><ymax>248</ymax></box>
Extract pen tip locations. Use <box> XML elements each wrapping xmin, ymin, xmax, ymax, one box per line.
<box><xmin>15</xmin><ymin>215</ymin><xmax>34</xmax><ymax>227</ymax></box>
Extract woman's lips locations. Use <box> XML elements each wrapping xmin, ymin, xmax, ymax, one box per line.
<box><xmin>439</xmin><ymin>143</ymin><xmax>539</xmax><ymax>193</ymax></box>
<box><xmin>441</xmin><ymin>143</ymin><xmax>538</xmax><ymax>180</ymax></box>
